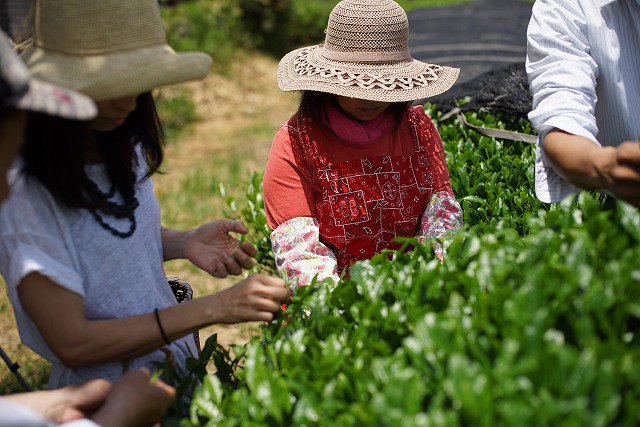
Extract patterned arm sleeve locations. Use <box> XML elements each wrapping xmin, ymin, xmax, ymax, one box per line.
<box><xmin>271</xmin><ymin>217</ymin><xmax>340</xmax><ymax>288</ymax></box>
<box><xmin>418</xmin><ymin>191</ymin><xmax>463</xmax><ymax>263</ymax></box>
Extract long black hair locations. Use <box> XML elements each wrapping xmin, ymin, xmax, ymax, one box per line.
<box><xmin>298</xmin><ymin>91</ymin><xmax>411</xmax><ymax>130</ymax></box>
<box><xmin>21</xmin><ymin>93</ymin><xmax>164</xmax><ymax>210</ymax></box>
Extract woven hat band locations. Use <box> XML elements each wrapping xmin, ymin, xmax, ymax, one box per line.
<box><xmin>320</xmin><ymin>47</ymin><xmax>411</xmax><ymax>63</ymax></box>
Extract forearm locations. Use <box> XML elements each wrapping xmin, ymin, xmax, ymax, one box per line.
<box><xmin>542</xmin><ymin>130</ymin><xmax>610</xmax><ymax>190</ymax></box>
<box><xmin>160</xmin><ymin>226</ymin><xmax>191</xmax><ymax>261</ymax></box>
<box><xmin>418</xmin><ymin>191</ymin><xmax>462</xmax><ymax>263</ymax></box>
<box><xmin>75</xmin><ymin>299</ymin><xmax>213</xmax><ymax>365</ymax></box>
<box><xmin>271</xmin><ymin>217</ymin><xmax>339</xmax><ymax>287</ymax></box>
<box><xmin>418</xmin><ymin>191</ymin><xmax>463</xmax><ymax>239</ymax></box>
<box><xmin>277</xmin><ymin>255</ymin><xmax>339</xmax><ymax>288</ymax></box>
<box><xmin>2</xmin><ymin>380</ymin><xmax>112</xmax><ymax>425</ymax></box>
<box><xmin>21</xmin><ymin>271</ymin><xmax>286</xmax><ymax>368</ymax></box>
<box><xmin>43</xmin><ymin>295</ymin><xmax>222</xmax><ymax>368</ymax></box>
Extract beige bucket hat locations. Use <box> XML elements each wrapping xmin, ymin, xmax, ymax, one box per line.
<box><xmin>21</xmin><ymin>0</ymin><xmax>213</xmax><ymax>102</ymax></box>
<box><xmin>278</xmin><ymin>0</ymin><xmax>459</xmax><ymax>102</ymax></box>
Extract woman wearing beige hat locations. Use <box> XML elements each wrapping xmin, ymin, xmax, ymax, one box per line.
<box><xmin>0</xmin><ymin>0</ymin><xmax>289</xmax><ymax>389</ymax></box>
<box><xmin>264</xmin><ymin>0</ymin><xmax>464</xmax><ymax>287</ymax></box>
<box><xmin>0</xmin><ymin>29</ymin><xmax>176</xmax><ymax>427</ymax></box>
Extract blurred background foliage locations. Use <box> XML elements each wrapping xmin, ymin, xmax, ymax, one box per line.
<box><xmin>157</xmin><ymin>0</ymin><xmax>471</xmax><ymax>139</ymax></box>
<box><xmin>161</xmin><ymin>0</ymin><xmax>470</xmax><ymax>62</ymax></box>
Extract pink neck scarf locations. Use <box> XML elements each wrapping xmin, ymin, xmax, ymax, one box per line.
<box><xmin>325</xmin><ymin>102</ymin><xmax>394</xmax><ymax>145</ymax></box>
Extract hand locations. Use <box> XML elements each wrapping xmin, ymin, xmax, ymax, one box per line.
<box><xmin>543</xmin><ymin>132</ymin><xmax>640</xmax><ymax>205</ymax></box>
<box><xmin>211</xmin><ymin>274</ymin><xmax>290</xmax><ymax>323</ymax></box>
<box><xmin>184</xmin><ymin>219</ymin><xmax>258</xmax><ymax>278</ymax></box>
<box><xmin>4</xmin><ymin>379</ymin><xmax>111</xmax><ymax>423</ymax></box>
<box><xmin>91</xmin><ymin>369</ymin><xmax>175</xmax><ymax>427</ymax></box>
<box><xmin>593</xmin><ymin>142</ymin><xmax>640</xmax><ymax>206</ymax></box>
<box><xmin>48</xmin><ymin>380</ymin><xmax>111</xmax><ymax>423</ymax></box>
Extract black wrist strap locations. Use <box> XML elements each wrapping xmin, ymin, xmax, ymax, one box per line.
<box><xmin>154</xmin><ymin>309</ymin><xmax>171</xmax><ymax>346</ymax></box>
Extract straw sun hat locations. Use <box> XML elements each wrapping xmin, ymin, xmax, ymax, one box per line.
<box><xmin>278</xmin><ymin>0</ymin><xmax>459</xmax><ymax>102</ymax></box>
<box><xmin>21</xmin><ymin>0</ymin><xmax>212</xmax><ymax>102</ymax></box>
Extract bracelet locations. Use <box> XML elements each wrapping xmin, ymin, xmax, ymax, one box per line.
<box><xmin>154</xmin><ymin>309</ymin><xmax>171</xmax><ymax>346</ymax></box>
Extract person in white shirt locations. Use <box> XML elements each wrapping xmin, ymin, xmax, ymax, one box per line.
<box><xmin>526</xmin><ymin>0</ymin><xmax>640</xmax><ymax>206</ymax></box>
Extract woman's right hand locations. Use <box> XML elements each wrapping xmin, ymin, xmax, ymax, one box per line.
<box><xmin>91</xmin><ymin>369</ymin><xmax>175</xmax><ymax>427</ymax></box>
<box><xmin>543</xmin><ymin>131</ymin><xmax>640</xmax><ymax>206</ymax></box>
<box><xmin>593</xmin><ymin>141</ymin><xmax>640</xmax><ymax>206</ymax></box>
<box><xmin>211</xmin><ymin>274</ymin><xmax>290</xmax><ymax>323</ymax></box>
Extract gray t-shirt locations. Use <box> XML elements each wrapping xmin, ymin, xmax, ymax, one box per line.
<box><xmin>0</xmin><ymin>150</ymin><xmax>197</xmax><ymax>389</ymax></box>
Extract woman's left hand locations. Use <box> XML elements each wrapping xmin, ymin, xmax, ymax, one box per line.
<box><xmin>184</xmin><ymin>219</ymin><xmax>258</xmax><ymax>277</ymax></box>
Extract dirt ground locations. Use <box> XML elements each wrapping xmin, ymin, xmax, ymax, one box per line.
<box><xmin>0</xmin><ymin>52</ymin><xmax>297</xmax><ymax>392</ymax></box>
<box><xmin>157</xmin><ymin>52</ymin><xmax>296</xmax><ymax>347</ymax></box>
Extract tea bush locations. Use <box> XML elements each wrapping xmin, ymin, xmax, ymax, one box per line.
<box><xmin>173</xmin><ymin>108</ymin><xmax>640</xmax><ymax>425</ymax></box>
<box><xmin>429</xmin><ymin>105</ymin><xmax>545</xmax><ymax>234</ymax></box>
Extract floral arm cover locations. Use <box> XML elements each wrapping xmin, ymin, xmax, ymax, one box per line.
<box><xmin>271</xmin><ymin>217</ymin><xmax>340</xmax><ymax>288</ymax></box>
<box><xmin>418</xmin><ymin>191</ymin><xmax>463</xmax><ymax>262</ymax></box>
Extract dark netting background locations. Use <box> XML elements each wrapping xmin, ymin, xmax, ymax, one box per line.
<box><xmin>425</xmin><ymin>62</ymin><xmax>532</xmax><ymax>117</ymax></box>
<box><xmin>408</xmin><ymin>0</ymin><xmax>533</xmax><ymax>118</ymax></box>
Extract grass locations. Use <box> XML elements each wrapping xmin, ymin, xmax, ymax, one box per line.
<box><xmin>0</xmin><ymin>285</ymin><xmax>51</xmax><ymax>393</ymax></box>
<box><xmin>157</xmin><ymin>119</ymin><xmax>280</xmax><ymax>232</ymax></box>
<box><xmin>159</xmin><ymin>0</ymin><xmax>481</xmax><ymax>64</ymax></box>
<box><xmin>156</xmin><ymin>87</ymin><xmax>198</xmax><ymax>144</ymax></box>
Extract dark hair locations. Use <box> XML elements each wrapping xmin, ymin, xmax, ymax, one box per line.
<box><xmin>298</xmin><ymin>91</ymin><xmax>410</xmax><ymax>130</ymax></box>
<box><xmin>21</xmin><ymin>93</ymin><xmax>164</xmax><ymax>210</ymax></box>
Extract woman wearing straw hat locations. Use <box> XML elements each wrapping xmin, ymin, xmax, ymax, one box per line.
<box><xmin>0</xmin><ymin>0</ymin><xmax>289</xmax><ymax>389</ymax></box>
<box><xmin>264</xmin><ymin>0</ymin><xmax>464</xmax><ymax>287</ymax></box>
<box><xmin>0</xmin><ymin>29</ymin><xmax>176</xmax><ymax>427</ymax></box>
<box><xmin>0</xmin><ymin>31</ymin><xmax>180</xmax><ymax>427</ymax></box>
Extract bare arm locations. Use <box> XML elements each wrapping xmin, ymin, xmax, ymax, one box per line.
<box><xmin>160</xmin><ymin>226</ymin><xmax>189</xmax><ymax>262</ymax></box>
<box><xmin>542</xmin><ymin>130</ymin><xmax>608</xmax><ymax>190</ymax></box>
<box><xmin>18</xmin><ymin>273</ymin><xmax>289</xmax><ymax>368</ymax></box>
<box><xmin>543</xmin><ymin>130</ymin><xmax>640</xmax><ymax>205</ymax></box>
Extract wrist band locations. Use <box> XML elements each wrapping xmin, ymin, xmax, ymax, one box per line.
<box><xmin>154</xmin><ymin>309</ymin><xmax>171</xmax><ymax>346</ymax></box>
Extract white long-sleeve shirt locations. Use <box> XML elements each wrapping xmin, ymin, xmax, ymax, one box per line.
<box><xmin>526</xmin><ymin>0</ymin><xmax>640</xmax><ymax>203</ymax></box>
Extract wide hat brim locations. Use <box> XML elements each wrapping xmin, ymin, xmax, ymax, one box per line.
<box><xmin>8</xmin><ymin>78</ymin><xmax>98</xmax><ymax>120</ymax></box>
<box><xmin>1</xmin><ymin>30</ymin><xmax>97</xmax><ymax>120</ymax></box>
<box><xmin>22</xmin><ymin>43</ymin><xmax>212</xmax><ymax>101</ymax></box>
<box><xmin>278</xmin><ymin>45</ymin><xmax>459</xmax><ymax>103</ymax></box>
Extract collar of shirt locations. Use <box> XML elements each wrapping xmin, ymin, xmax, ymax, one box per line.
<box><xmin>323</xmin><ymin>102</ymin><xmax>395</xmax><ymax>146</ymax></box>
